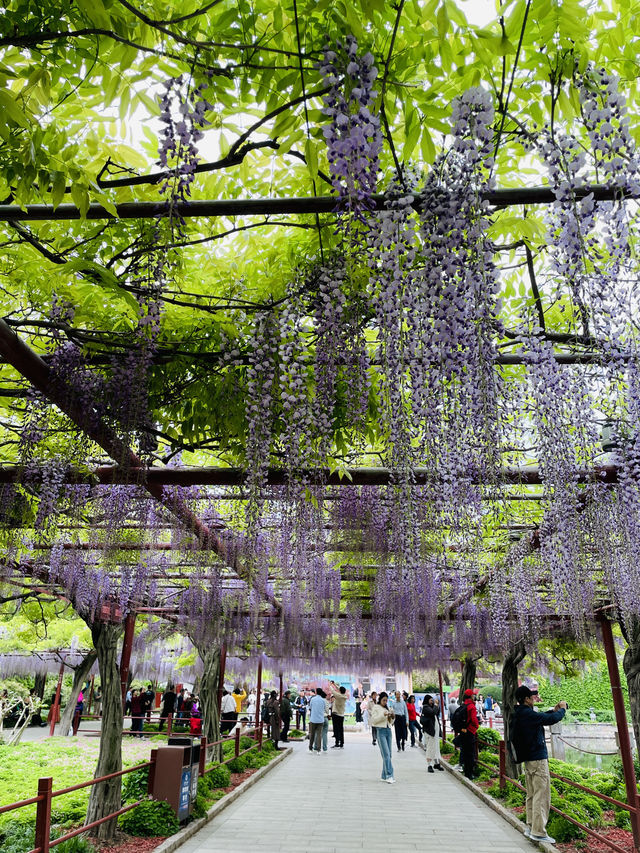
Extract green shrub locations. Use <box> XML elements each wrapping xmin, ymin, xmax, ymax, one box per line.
<box><xmin>118</xmin><ymin>800</ymin><xmax>180</xmax><ymax>837</ymax></box>
<box><xmin>477</xmin><ymin>726</ymin><xmax>500</xmax><ymax>746</ymax></box>
<box><xmin>288</xmin><ymin>729</ymin><xmax>305</xmax><ymax>738</ymax></box>
<box><xmin>191</xmin><ymin>787</ymin><xmax>208</xmax><ymax>820</ymax></box>
<box><xmin>122</xmin><ymin>767</ymin><xmax>149</xmax><ymax>802</ymax></box>
<box><xmin>440</xmin><ymin>740</ymin><xmax>454</xmax><ymax>755</ymax></box>
<box><xmin>227</xmin><ymin>754</ymin><xmax>249</xmax><ymax>774</ymax></box>
<box><xmin>478</xmin><ymin>749</ymin><xmax>499</xmax><ymax>767</ymax></box>
<box><xmin>546</xmin><ymin>813</ymin><xmax>584</xmax><ymax>843</ymax></box>
<box><xmin>615</xmin><ymin>809</ymin><xmax>631</xmax><ymax>830</ymax></box>
<box><xmin>205</xmin><ymin>764</ymin><xmax>231</xmax><ymax>788</ymax></box>
<box><xmin>0</xmin><ymin>821</ymin><xmax>36</xmax><ymax>853</ymax></box>
<box><xmin>52</xmin><ymin>835</ymin><xmax>95</xmax><ymax>853</ymax></box>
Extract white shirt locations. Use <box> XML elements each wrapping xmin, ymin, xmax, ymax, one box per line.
<box><xmin>221</xmin><ymin>693</ymin><xmax>237</xmax><ymax>714</ymax></box>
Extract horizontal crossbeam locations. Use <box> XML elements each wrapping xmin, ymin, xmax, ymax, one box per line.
<box><xmin>0</xmin><ymin>183</ymin><xmax>631</xmax><ymax>222</ymax></box>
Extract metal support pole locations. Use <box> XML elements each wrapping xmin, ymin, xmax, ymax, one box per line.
<box><xmin>255</xmin><ymin>659</ymin><xmax>262</xmax><ymax>732</ymax></box>
<box><xmin>167</xmin><ymin>712</ymin><xmax>173</xmax><ymax>737</ymax></box>
<box><xmin>48</xmin><ymin>663</ymin><xmax>64</xmax><ymax>737</ymax></box>
<box><xmin>34</xmin><ymin>777</ymin><xmax>52</xmax><ymax>853</ymax></box>
<box><xmin>600</xmin><ymin>616</ymin><xmax>640</xmax><ymax>850</ymax></box>
<box><xmin>438</xmin><ymin>668</ymin><xmax>447</xmax><ymax>744</ymax></box>
<box><xmin>119</xmin><ymin>611</ymin><xmax>136</xmax><ymax>708</ymax></box>
<box><xmin>235</xmin><ymin>727</ymin><xmax>241</xmax><ymax>757</ymax></box>
<box><xmin>199</xmin><ymin>737</ymin><xmax>207</xmax><ymax>776</ymax></box>
<box><xmin>217</xmin><ymin>643</ymin><xmax>227</xmax><ymax>719</ymax></box>
<box><xmin>499</xmin><ymin>740</ymin><xmax>506</xmax><ymax>789</ymax></box>
<box><xmin>279</xmin><ymin>672</ymin><xmax>283</xmax><ymax>702</ymax></box>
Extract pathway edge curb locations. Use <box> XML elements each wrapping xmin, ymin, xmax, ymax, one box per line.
<box><xmin>151</xmin><ymin>746</ymin><xmax>293</xmax><ymax>853</ymax></box>
<box><xmin>440</xmin><ymin>759</ymin><xmax>556</xmax><ymax>853</ymax></box>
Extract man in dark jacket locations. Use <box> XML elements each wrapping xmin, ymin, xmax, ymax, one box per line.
<box><xmin>280</xmin><ymin>690</ymin><xmax>292</xmax><ymax>742</ymax></box>
<box><xmin>511</xmin><ymin>685</ymin><xmax>567</xmax><ymax>844</ymax></box>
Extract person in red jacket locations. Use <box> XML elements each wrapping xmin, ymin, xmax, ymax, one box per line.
<box><xmin>461</xmin><ymin>688</ymin><xmax>479</xmax><ymax>779</ymax></box>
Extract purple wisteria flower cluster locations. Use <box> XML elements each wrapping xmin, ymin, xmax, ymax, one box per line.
<box><xmin>158</xmin><ymin>76</ymin><xmax>213</xmax><ymax>210</ymax></box>
<box><xmin>318</xmin><ymin>37</ymin><xmax>382</xmax><ymax>216</ymax></box>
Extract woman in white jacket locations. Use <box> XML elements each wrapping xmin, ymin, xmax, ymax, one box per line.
<box><xmin>369</xmin><ymin>692</ymin><xmax>396</xmax><ymax>783</ymax></box>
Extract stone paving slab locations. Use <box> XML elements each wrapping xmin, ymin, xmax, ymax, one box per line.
<box><xmin>177</xmin><ymin>731</ymin><xmax>538</xmax><ymax>852</ymax></box>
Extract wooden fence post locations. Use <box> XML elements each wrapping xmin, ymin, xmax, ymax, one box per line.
<box><xmin>235</xmin><ymin>727</ymin><xmax>240</xmax><ymax>757</ymax></box>
<box><xmin>600</xmin><ymin>616</ymin><xmax>640</xmax><ymax>851</ymax></box>
<box><xmin>34</xmin><ymin>777</ymin><xmax>52</xmax><ymax>853</ymax></box>
<box><xmin>499</xmin><ymin>740</ymin><xmax>506</xmax><ymax>790</ymax></box>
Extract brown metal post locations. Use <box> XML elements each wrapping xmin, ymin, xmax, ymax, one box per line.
<box><xmin>217</xmin><ymin>643</ymin><xmax>227</xmax><ymax>718</ymax></box>
<box><xmin>48</xmin><ymin>663</ymin><xmax>64</xmax><ymax>737</ymax></box>
<box><xmin>600</xmin><ymin>616</ymin><xmax>640</xmax><ymax>850</ymax></box>
<box><xmin>438</xmin><ymin>668</ymin><xmax>447</xmax><ymax>744</ymax></box>
<box><xmin>148</xmin><ymin>748</ymin><xmax>158</xmax><ymax>794</ymax></box>
<box><xmin>34</xmin><ymin>776</ymin><xmax>52</xmax><ymax>853</ymax></box>
<box><xmin>235</xmin><ymin>727</ymin><xmax>240</xmax><ymax>757</ymax></box>
<box><xmin>119</xmin><ymin>611</ymin><xmax>136</xmax><ymax>708</ymax></box>
<box><xmin>255</xmin><ymin>659</ymin><xmax>262</xmax><ymax>732</ymax></box>
<box><xmin>279</xmin><ymin>672</ymin><xmax>283</xmax><ymax>701</ymax></box>
<box><xmin>199</xmin><ymin>737</ymin><xmax>207</xmax><ymax>776</ymax></box>
<box><xmin>258</xmin><ymin>721</ymin><xmax>263</xmax><ymax>749</ymax></box>
<box><xmin>499</xmin><ymin>740</ymin><xmax>506</xmax><ymax>789</ymax></box>
<box><xmin>167</xmin><ymin>712</ymin><xmax>173</xmax><ymax>737</ymax></box>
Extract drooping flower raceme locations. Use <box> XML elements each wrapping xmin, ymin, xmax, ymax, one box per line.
<box><xmin>318</xmin><ymin>37</ymin><xmax>383</xmax><ymax>216</ymax></box>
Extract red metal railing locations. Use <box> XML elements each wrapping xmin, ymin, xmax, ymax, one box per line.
<box><xmin>470</xmin><ymin>737</ymin><xmax>640</xmax><ymax>853</ymax></box>
<box><xmin>6</xmin><ymin>722</ymin><xmax>267</xmax><ymax>853</ymax></box>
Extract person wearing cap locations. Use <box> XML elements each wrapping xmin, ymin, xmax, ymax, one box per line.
<box><xmin>511</xmin><ymin>685</ymin><xmax>567</xmax><ymax>844</ymax></box>
<box><xmin>459</xmin><ymin>689</ymin><xmax>479</xmax><ymax>779</ymax></box>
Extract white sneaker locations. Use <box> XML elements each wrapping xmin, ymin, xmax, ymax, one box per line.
<box><xmin>386</xmin><ymin>777</ymin><xmax>396</xmax><ymax>784</ymax></box>
<box><xmin>453</xmin><ymin>764</ymin><xmax>462</xmax><ymax>771</ymax></box>
<box><xmin>530</xmin><ymin>833</ymin><xmax>555</xmax><ymax>844</ymax></box>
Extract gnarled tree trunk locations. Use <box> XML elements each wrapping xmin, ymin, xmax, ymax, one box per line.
<box><xmin>502</xmin><ymin>639</ymin><xmax>527</xmax><ymax>779</ymax></box>
<box><xmin>86</xmin><ymin>621</ymin><xmax>123</xmax><ymax>841</ymax></box>
<box><xmin>194</xmin><ymin>642</ymin><xmax>221</xmax><ymax>761</ymax></box>
<box><xmin>459</xmin><ymin>656</ymin><xmax>478</xmax><ymax>698</ymax></box>
<box><xmin>60</xmin><ymin>650</ymin><xmax>97</xmax><ymax>736</ymax></box>
<box><xmin>33</xmin><ymin>673</ymin><xmax>46</xmax><ymax>700</ymax></box>
<box><xmin>622</xmin><ymin>615</ymin><xmax>640</xmax><ymax>756</ymax></box>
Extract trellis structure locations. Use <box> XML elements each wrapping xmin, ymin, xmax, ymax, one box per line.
<box><xmin>4</xmin><ymin>0</ymin><xmax>640</xmax><ymax>844</ymax></box>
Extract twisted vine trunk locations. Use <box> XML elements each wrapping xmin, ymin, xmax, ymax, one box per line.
<box><xmin>459</xmin><ymin>657</ymin><xmax>478</xmax><ymax>698</ymax></box>
<box><xmin>194</xmin><ymin>643</ymin><xmax>221</xmax><ymax>762</ymax></box>
<box><xmin>622</xmin><ymin>615</ymin><xmax>640</xmax><ymax>756</ymax></box>
<box><xmin>86</xmin><ymin>622</ymin><xmax>123</xmax><ymax>841</ymax></box>
<box><xmin>60</xmin><ymin>650</ymin><xmax>97</xmax><ymax>736</ymax></box>
<box><xmin>502</xmin><ymin>639</ymin><xmax>527</xmax><ymax>779</ymax></box>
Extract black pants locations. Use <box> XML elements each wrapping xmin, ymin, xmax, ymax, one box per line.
<box><xmin>394</xmin><ymin>716</ymin><xmax>407</xmax><ymax>750</ymax></box>
<box><xmin>332</xmin><ymin>713</ymin><xmax>344</xmax><ymax>746</ymax></box>
<box><xmin>355</xmin><ymin>703</ymin><xmax>362</xmax><ymax>723</ymax></box>
<box><xmin>298</xmin><ymin>710</ymin><xmax>306</xmax><ymax>731</ymax></box>
<box><xmin>221</xmin><ymin>712</ymin><xmax>236</xmax><ymax>734</ymax></box>
<box><xmin>409</xmin><ymin>719</ymin><xmax>422</xmax><ymax>745</ymax></box>
<box><xmin>461</xmin><ymin>731</ymin><xmax>476</xmax><ymax>778</ymax></box>
<box><xmin>280</xmin><ymin>715</ymin><xmax>291</xmax><ymax>741</ymax></box>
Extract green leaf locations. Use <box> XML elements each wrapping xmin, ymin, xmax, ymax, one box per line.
<box><xmin>305</xmin><ymin>137</ymin><xmax>319</xmax><ymax>182</ymax></box>
<box><xmin>51</xmin><ymin>171</ymin><xmax>66</xmax><ymax>209</ymax></box>
<box><xmin>70</xmin><ymin>184</ymin><xmax>90</xmax><ymax>218</ymax></box>
<box><xmin>0</xmin><ymin>90</ymin><xmax>30</xmax><ymax>128</ymax></box>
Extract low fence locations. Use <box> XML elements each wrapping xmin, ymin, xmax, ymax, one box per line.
<box><xmin>472</xmin><ymin>735</ymin><xmax>640</xmax><ymax>853</ymax></box>
<box><xmin>1</xmin><ymin>723</ymin><xmax>265</xmax><ymax>853</ymax></box>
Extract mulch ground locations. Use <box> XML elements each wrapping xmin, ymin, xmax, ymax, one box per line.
<box><xmin>91</xmin><ymin>765</ymin><xmax>262</xmax><ymax>852</ymax></box>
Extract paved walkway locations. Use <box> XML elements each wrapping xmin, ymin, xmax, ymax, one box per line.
<box><xmin>177</xmin><ymin>731</ymin><xmax>536</xmax><ymax>853</ymax></box>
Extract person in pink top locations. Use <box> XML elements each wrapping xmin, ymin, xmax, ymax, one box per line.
<box><xmin>406</xmin><ymin>694</ymin><xmax>422</xmax><ymax>747</ymax></box>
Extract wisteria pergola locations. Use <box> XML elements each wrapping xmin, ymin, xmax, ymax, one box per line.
<box><xmin>4</xmin><ymin>0</ymin><xmax>640</xmax><ymax>839</ymax></box>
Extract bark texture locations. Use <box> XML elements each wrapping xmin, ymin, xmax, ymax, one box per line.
<box><xmin>60</xmin><ymin>650</ymin><xmax>98</xmax><ymax>735</ymax></box>
<box><xmin>33</xmin><ymin>672</ymin><xmax>46</xmax><ymax>700</ymax></box>
<box><xmin>194</xmin><ymin>642</ymin><xmax>221</xmax><ymax>761</ymax></box>
<box><xmin>86</xmin><ymin>621</ymin><xmax>123</xmax><ymax>841</ymax></box>
<box><xmin>459</xmin><ymin>656</ymin><xmax>478</xmax><ymax>698</ymax></box>
<box><xmin>502</xmin><ymin>639</ymin><xmax>527</xmax><ymax>779</ymax></box>
<box><xmin>622</xmin><ymin>615</ymin><xmax>640</xmax><ymax>757</ymax></box>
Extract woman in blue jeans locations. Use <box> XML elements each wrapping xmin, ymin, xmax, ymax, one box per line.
<box><xmin>369</xmin><ymin>692</ymin><xmax>396</xmax><ymax>783</ymax></box>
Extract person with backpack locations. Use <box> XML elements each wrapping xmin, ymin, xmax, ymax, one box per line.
<box><xmin>452</xmin><ymin>689</ymin><xmax>479</xmax><ymax>779</ymax></box>
<box><xmin>420</xmin><ymin>694</ymin><xmax>444</xmax><ymax>772</ymax></box>
<box><xmin>510</xmin><ymin>686</ymin><xmax>567</xmax><ymax>844</ymax></box>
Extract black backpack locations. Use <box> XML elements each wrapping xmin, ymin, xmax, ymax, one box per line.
<box><xmin>451</xmin><ymin>703</ymin><xmax>467</xmax><ymax>734</ymax></box>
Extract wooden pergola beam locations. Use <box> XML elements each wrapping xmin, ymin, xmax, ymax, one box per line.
<box><xmin>0</xmin><ymin>320</ymin><xmax>282</xmax><ymax>614</ymax></box>
<box><xmin>0</xmin><ymin>463</ymin><xmax>618</xmax><ymax>486</ymax></box>
<box><xmin>0</xmin><ymin>183</ymin><xmax>631</xmax><ymax>222</ymax></box>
